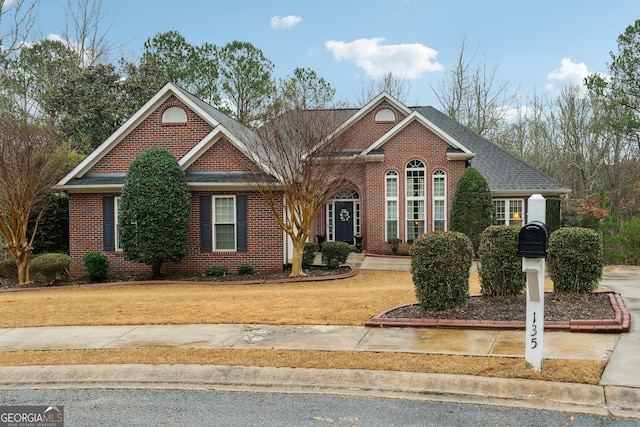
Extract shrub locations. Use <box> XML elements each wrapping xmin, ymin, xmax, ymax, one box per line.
<box><xmin>478</xmin><ymin>226</ymin><xmax>525</xmax><ymax>296</ymax></box>
<box><xmin>303</xmin><ymin>241</ymin><xmax>319</xmax><ymax>267</ymax></box>
<box><xmin>547</xmin><ymin>227</ymin><xmax>603</xmax><ymax>294</ymax></box>
<box><xmin>237</xmin><ymin>265</ymin><xmax>254</xmax><ymax>275</ymax></box>
<box><xmin>82</xmin><ymin>252</ymin><xmax>110</xmax><ymax>281</ymax></box>
<box><xmin>450</xmin><ymin>167</ymin><xmax>495</xmax><ymax>253</ymax></box>
<box><xmin>601</xmin><ymin>215</ymin><xmax>640</xmax><ymax>265</ymax></box>
<box><xmin>321</xmin><ymin>241</ymin><xmax>351</xmax><ymax>269</ymax></box>
<box><xmin>410</xmin><ymin>231</ymin><xmax>473</xmax><ymax>310</ymax></box>
<box><xmin>0</xmin><ymin>259</ymin><xmax>18</xmax><ymax>281</ymax></box>
<box><xmin>205</xmin><ymin>266</ymin><xmax>228</xmax><ymax>277</ymax></box>
<box><xmin>29</xmin><ymin>253</ymin><xmax>72</xmax><ymax>284</ymax></box>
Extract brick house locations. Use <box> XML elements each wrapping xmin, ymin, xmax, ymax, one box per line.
<box><xmin>57</xmin><ymin>82</ymin><xmax>569</xmax><ymax>275</ymax></box>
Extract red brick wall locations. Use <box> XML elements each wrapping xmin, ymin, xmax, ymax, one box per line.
<box><xmin>311</xmin><ymin>115</ymin><xmax>467</xmax><ymax>255</ymax></box>
<box><xmin>90</xmin><ymin>96</ymin><xmax>213</xmax><ymax>174</ymax></box>
<box><xmin>68</xmin><ymin>191</ymin><xmax>284</xmax><ymax>276</ymax></box>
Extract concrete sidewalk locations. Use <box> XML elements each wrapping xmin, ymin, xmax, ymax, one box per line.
<box><xmin>0</xmin><ymin>257</ymin><xmax>638</xmax><ymax>418</ymax></box>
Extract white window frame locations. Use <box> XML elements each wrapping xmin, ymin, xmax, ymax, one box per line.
<box><xmin>493</xmin><ymin>198</ymin><xmax>524</xmax><ymax>226</ymax></box>
<box><xmin>432</xmin><ymin>169</ymin><xmax>446</xmax><ymax>231</ymax></box>
<box><xmin>385</xmin><ymin>171</ymin><xmax>399</xmax><ymax>240</ymax></box>
<box><xmin>114</xmin><ymin>196</ymin><xmax>122</xmax><ymax>251</ymax></box>
<box><xmin>213</xmin><ymin>196</ymin><xmax>237</xmax><ymax>251</ymax></box>
<box><xmin>406</xmin><ymin>159</ymin><xmax>426</xmax><ymax>240</ymax></box>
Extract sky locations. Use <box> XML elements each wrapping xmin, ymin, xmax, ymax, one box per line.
<box><xmin>22</xmin><ymin>0</ymin><xmax>640</xmax><ymax>107</ymax></box>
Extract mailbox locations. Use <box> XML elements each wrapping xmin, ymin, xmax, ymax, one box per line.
<box><xmin>517</xmin><ymin>221</ymin><xmax>548</xmax><ymax>258</ymax></box>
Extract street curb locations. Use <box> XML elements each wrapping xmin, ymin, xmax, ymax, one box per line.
<box><xmin>0</xmin><ymin>364</ymin><xmax>638</xmax><ymax>419</ymax></box>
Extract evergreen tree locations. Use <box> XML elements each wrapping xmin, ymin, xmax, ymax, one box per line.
<box><xmin>450</xmin><ymin>166</ymin><xmax>495</xmax><ymax>253</ymax></box>
<box><xmin>119</xmin><ymin>148</ymin><xmax>190</xmax><ymax>277</ymax></box>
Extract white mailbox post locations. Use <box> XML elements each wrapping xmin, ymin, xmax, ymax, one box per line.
<box><xmin>521</xmin><ymin>194</ymin><xmax>546</xmax><ymax>372</ymax></box>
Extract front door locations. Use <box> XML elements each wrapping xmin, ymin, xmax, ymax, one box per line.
<box><xmin>334</xmin><ymin>201</ymin><xmax>354</xmax><ymax>244</ymax></box>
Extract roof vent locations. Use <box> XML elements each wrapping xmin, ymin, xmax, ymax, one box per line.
<box><xmin>375</xmin><ymin>108</ymin><xmax>395</xmax><ymax>122</ymax></box>
<box><xmin>162</xmin><ymin>106</ymin><xmax>187</xmax><ymax>123</ymax></box>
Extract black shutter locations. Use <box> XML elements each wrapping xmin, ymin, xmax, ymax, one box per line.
<box><xmin>200</xmin><ymin>195</ymin><xmax>212</xmax><ymax>251</ymax></box>
<box><xmin>102</xmin><ymin>196</ymin><xmax>115</xmax><ymax>251</ymax></box>
<box><xmin>236</xmin><ymin>195</ymin><xmax>248</xmax><ymax>252</ymax></box>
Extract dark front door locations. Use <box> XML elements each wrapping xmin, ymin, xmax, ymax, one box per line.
<box><xmin>334</xmin><ymin>201</ymin><xmax>354</xmax><ymax>244</ymax></box>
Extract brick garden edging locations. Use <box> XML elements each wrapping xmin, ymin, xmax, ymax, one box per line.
<box><xmin>0</xmin><ymin>266</ymin><xmax>356</xmax><ymax>293</ymax></box>
<box><xmin>365</xmin><ymin>291</ymin><xmax>631</xmax><ymax>333</ymax></box>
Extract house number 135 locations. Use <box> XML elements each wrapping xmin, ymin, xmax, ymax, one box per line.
<box><xmin>530</xmin><ymin>312</ymin><xmax>538</xmax><ymax>349</ymax></box>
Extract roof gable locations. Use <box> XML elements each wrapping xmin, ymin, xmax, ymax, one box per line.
<box><xmin>57</xmin><ymin>82</ymin><xmax>262</xmax><ymax>188</ymax></box>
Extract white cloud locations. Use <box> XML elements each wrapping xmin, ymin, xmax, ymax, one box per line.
<box><xmin>325</xmin><ymin>37</ymin><xmax>444</xmax><ymax>79</ymax></box>
<box><xmin>547</xmin><ymin>58</ymin><xmax>591</xmax><ymax>87</ymax></box>
<box><xmin>270</xmin><ymin>15</ymin><xmax>302</xmax><ymax>30</ymax></box>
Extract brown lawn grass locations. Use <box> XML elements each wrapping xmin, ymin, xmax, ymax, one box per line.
<box><xmin>0</xmin><ymin>270</ymin><xmax>603</xmax><ymax>384</ymax></box>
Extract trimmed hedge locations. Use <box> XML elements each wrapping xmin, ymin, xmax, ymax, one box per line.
<box><xmin>321</xmin><ymin>241</ymin><xmax>351</xmax><ymax>269</ymax></box>
<box><xmin>478</xmin><ymin>226</ymin><xmax>525</xmax><ymax>296</ymax></box>
<box><xmin>237</xmin><ymin>265</ymin><xmax>255</xmax><ymax>275</ymax></box>
<box><xmin>547</xmin><ymin>227</ymin><xmax>603</xmax><ymax>294</ymax></box>
<box><xmin>303</xmin><ymin>241</ymin><xmax>319</xmax><ymax>267</ymax></box>
<box><xmin>0</xmin><ymin>259</ymin><xmax>18</xmax><ymax>281</ymax></box>
<box><xmin>205</xmin><ymin>266</ymin><xmax>228</xmax><ymax>277</ymax></box>
<box><xmin>82</xmin><ymin>252</ymin><xmax>110</xmax><ymax>281</ymax></box>
<box><xmin>410</xmin><ymin>231</ymin><xmax>473</xmax><ymax>310</ymax></box>
<box><xmin>29</xmin><ymin>253</ymin><xmax>72</xmax><ymax>284</ymax></box>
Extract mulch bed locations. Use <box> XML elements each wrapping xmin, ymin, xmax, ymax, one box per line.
<box><xmin>381</xmin><ymin>292</ymin><xmax>615</xmax><ymax>322</ymax></box>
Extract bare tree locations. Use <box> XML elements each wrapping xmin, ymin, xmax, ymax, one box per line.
<box><xmin>356</xmin><ymin>71</ymin><xmax>412</xmax><ymax>105</ymax></box>
<box><xmin>0</xmin><ymin>115</ymin><xmax>69</xmax><ymax>284</ymax></box>
<box><xmin>62</xmin><ymin>0</ymin><xmax>117</xmax><ymax>66</ymax></box>
<box><xmin>0</xmin><ymin>0</ymin><xmax>40</xmax><ymax>60</ymax></box>
<box><xmin>246</xmin><ymin>109</ymin><xmax>364</xmax><ymax>277</ymax></box>
<box><xmin>432</xmin><ymin>38</ymin><xmax>513</xmax><ymax>140</ymax></box>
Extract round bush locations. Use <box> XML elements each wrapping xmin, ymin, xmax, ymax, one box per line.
<box><xmin>410</xmin><ymin>231</ymin><xmax>473</xmax><ymax>310</ymax></box>
<box><xmin>478</xmin><ymin>226</ymin><xmax>525</xmax><ymax>296</ymax></box>
<box><xmin>321</xmin><ymin>241</ymin><xmax>351</xmax><ymax>269</ymax></box>
<box><xmin>303</xmin><ymin>241</ymin><xmax>319</xmax><ymax>267</ymax></box>
<box><xmin>205</xmin><ymin>266</ymin><xmax>228</xmax><ymax>277</ymax></box>
<box><xmin>547</xmin><ymin>227</ymin><xmax>603</xmax><ymax>294</ymax></box>
<box><xmin>29</xmin><ymin>253</ymin><xmax>72</xmax><ymax>283</ymax></box>
<box><xmin>82</xmin><ymin>252</ymin><xmax>110</xmax><ymax>281</ymax></box>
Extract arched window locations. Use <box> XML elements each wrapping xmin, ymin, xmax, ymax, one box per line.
<box><xmin>375</xmin><ymin>108</ymin><xmax>395</xmax><ymax>122</ymax></box>
<box><xmin>406</xmin><ymin>160</ymin><xmax>425</xmax><ymax>240</ymax></box>
<box><xmin>385</xmin><ymin>171</ymin><xmax>398</xmax><ymax>240</ymax></box>
<box><xmin>433</xmin><ymin>170</ymin><xmax>446</xmax><ymax>231</ymax></box>
<box><xmin>162</xmin><ymin>106</ymin><xmax>187</xmax><ymax>123</ymax></box>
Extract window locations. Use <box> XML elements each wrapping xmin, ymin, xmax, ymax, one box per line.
<box><xmin>162</xmin><ymin>106</ymin><xmax>187</xmax><ymax>123</ymax></box>
<box><xmin>433</xmin><ymin>170</ymin><xmax>446</xmax><ymax>231</ymax></box>
<box><xmin>494</xmin><ymin>199</ymin><xmax>523</xmax><ymax>226</ymax></box>
<box><xmin>214</xmin><ymin>196</ymin><xmax>236</xmax><ymax>250</ymax></box>
<box><xmin>406</xmin><ymin>160</ymin><xmax>425</xmax><ymax>240</ymax></box>
<box><xmin>385</xmin><ymin>171</ymin><xmax>399</xmax><ymax>240</ymax></box>
<box><xmin>114</xmin><ymin>196</ymin><xmax>122</xmax><ymax>250</ymax></box>
<box><xmin>375</xmin><ymin>108</ymin><xmax>395</xmax><ymax>122</ymax></box>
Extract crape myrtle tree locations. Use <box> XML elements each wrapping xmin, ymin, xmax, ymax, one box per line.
<box><xmin>246</xmin><ymin>107</ymin><xmax>364</xmax><ymax>278</ymax></box>
<box><xmin>450</xmin><ymin>166</ymin><xmax>495</xmax><ymax>254</ymax></box>
<box><xmin>118</xmin><ymin>148</ymin><xmax>190</xmax><ymax>278</ymax></box>
<box><xmin>0</xmin><ymin>115</ymin><xmax>69</xmax><ymax>284</ymax></box>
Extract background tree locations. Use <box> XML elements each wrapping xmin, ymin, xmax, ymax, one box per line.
<box><xmin>0</xmin><ymin>115</ymin><xmax>69</xmax><ymax>284</ymax></box>
<box><xmin>0</xmin><ymin>0</ymin><xmax>39</xmax><ymax>60</ymax></box>
<box><xmin>432</xmin><ymin>38</ymin><xmax>513</xmax><ymax>141</ymax></box>
<box><xmin>450</xmin><ymin>166</ymin><xmax>495</xmax><ymax>253</ymax></box>
<box><xmin>278</xmin><ymin>67</ymin><xmax>336</xmax><ymax>110</ymax></box>
<box><xmin>62</xmin><ymin>0</ymin><xmax>117</xmax><ymax>67</ymax></box>
<box><xmin>218</xmin><ymin>40</ymin><xmax>275</xmax><ymax>126</ymax></box>
<box><xmin>247</xmin><ymin>107</ymin><xmax>363</xmax><ymax>277</ymax></box>
<box><xmin>356</xmin><ymin>71</ymin><xmax>412</xmax><ymax>105</ymax></box>
<box><xmin>118</xmin><ymin>148</ymin><xmax>190</xmax><ymax>278</ymax></box>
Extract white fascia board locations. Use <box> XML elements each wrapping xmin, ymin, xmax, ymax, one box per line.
<box><xmin>56</xmin><ymin>184</ymin><xmax>123</xmax><ymax>193</ymax></box>
<box><xmin>329</xmin><ymin>92</ymin><xmax>413</xmax><ymax>140</ymax></box>
<box><xmin>58</xmin><ymin>82</ymin><xmax>221</xmax><ymax>186</ymax></box>
<box><xmin>179</xmin><ymin>126</ymin><xmax>224</xmax><ymax>169</ymax></box>
<box><xmin>362</xmin><ymin>112</ymin><xmax>474</xmax><ymax>156</ymax></box>
<box><xmin>491</xmin><ymin>189</ymin><xmax>571</xmax><ymax>198</ymax></box>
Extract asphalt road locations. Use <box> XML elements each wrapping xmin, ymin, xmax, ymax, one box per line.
<box><xmin>0</xmin><ymin>389</ymin><xmax>636</xmax><ymax>426</ymax></box>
